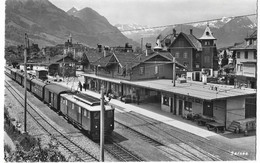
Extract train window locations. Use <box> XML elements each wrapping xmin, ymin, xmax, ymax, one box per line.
<box><xmin>94</xmin><ymin>112</ymin><xmax>100</xmax><ymax>119</ymax></box>
<box><xmin>84</xmin><ymin>109</ymin><xmax>87</xmax><ymax>117</ymax></box>
<box><xmin>78</xmin><ymin>107</ymin><xmax>81</xmax><ymax>113</ymax></box>
<box><xmin>72</xmin><ymin>103</ymin><xmax>74</xmax><ymax>110</ymax></box>
<box><xmin>107</xmin><ymin>110</ymin><xmax>113</xmax><ymax>118</ymax></box>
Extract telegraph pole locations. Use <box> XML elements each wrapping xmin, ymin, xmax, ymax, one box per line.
<box><xmin>24</xmin><ymin>33</ymin><xmax>29</xmax><ymax>133</ymax></box>
<box><xmin>100</xmin><ymin>88</ymin><xmax>105</xmax><ymax>162</ymax></box>
<box><xmin>172</xmin><ymin>57</ymin><xmax>176</xmax><ymax>87</ymax></box>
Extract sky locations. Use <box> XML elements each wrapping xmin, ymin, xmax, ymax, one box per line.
<box><xmin>49</xmin><ymin>0</ymin><xmax>257</xmax><ymax>26</ymax></box>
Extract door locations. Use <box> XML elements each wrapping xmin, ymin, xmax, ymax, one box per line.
<box><xmin>195</xmin><ymin>72</ymin><xmax>200</xmax><ymax>81</ymax></box>
<box><xmin>179</xmin><ymin>100</ymin><xmax>183</xmax><ymax>115</ymax></box>
<box><xmin>170</xmin><ymin>97</ymin><xmax>173</xmax><ymax>113</ymax></box>
<box><xmin>245</xmin><ymin>98</ymin><xmax>256</xmax><ymax>118</ymax></box>
<box><xmin>203</xmin><ymin>101</ymin><xmax>213</xmax><ymax>117</ymax></box>
<box><xmin>173</xmin><ymin>95</ymin><xmax>177</xmax><ymax>115</ymax></box>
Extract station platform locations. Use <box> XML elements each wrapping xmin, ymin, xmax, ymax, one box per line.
<box><xmin>55</xmin><ymin>75</ymin><xmax>218</xmax><ymax>139</ymax></box>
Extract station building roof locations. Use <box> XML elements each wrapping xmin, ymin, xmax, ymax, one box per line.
<box><xmin>121</xmin><ymin>79</ymin><xmax>256</xmax><ymax>100</ymax></box>
<box><xmin>82</xmin><ymin>73</ymin><xmax>256</xmax><ymax>100</ymax></box>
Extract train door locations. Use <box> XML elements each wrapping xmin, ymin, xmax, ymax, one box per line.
<box><xmin>50</xmin><ymin>93</ymin><xmax>54</xmax><ymax>107</ymax></box>
<box><xmin>77</xmin><ymin>106</ymin><xmax>82</xmax><ymax>126</ymax></box>
<box><xmin>53</xmin><ymin>94</ymin><xmax>57</xmax><ymax>110</ymax></box>
<box><xmin>48</xmin><ymin>92</ymin><xmax>52</xmax><ymax>105</ymax></box>
<box><xmin>60</xmin><ymin>97</ymin><xmax>65</xmax><ymax>114</ymax></box>
<box><xmin>82</xmin><ymin>109</ymin><xmax>90</xmax><ymax>131</ymax></box>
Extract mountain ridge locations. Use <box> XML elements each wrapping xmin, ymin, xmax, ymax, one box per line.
<box><xmin>5</xmin><ymin>0</ymin><xmax>138</xmax><ymax>48</ymax></box>
<box><xmin>116</xmin><ymin>16</ymin><xmax>257</xmax><ymax>48</ymax></box>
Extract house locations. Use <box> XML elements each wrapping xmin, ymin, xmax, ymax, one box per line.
<box><xmin>83</xmin><ymin>44</ymin><xmax>186</xmax><ymax>101</ymax></box>
<box><xmin>169</xmin><ymin>26</ymin><xmax>218</xmax><ymax>81</ymax></box>
<box><xmin>231</xmin><ymin>30</ymin><xmax>257</xmax><ymax>89</ymax></box>
<box><xmin>44</xmin><ymin>54</ymin><xmax>77</xmax><ymax>77</ymax></box>
<box><xmin>80</xmin><ymin>41</ymin><xmax>256</xmax><ymax>129</ymax></box>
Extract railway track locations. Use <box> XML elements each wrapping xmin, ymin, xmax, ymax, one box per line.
<box><xmin>118</xmin><ymin>111</ymin><xmax>249</xmax><ymax>161</ymax></box>
<box><xmin>115</xmin><ymin>120</ymin><xmax>212</xmax><ymax>161</ymax></box>
<box><xmin>103</xmin><ymin>136</ymin><xmax>143</xmax><ymax>162</ymax></box>
<box><xmin>5</xmin><ymin>79</ymin><xmax>99</xmax><ymax>162</ymax></box>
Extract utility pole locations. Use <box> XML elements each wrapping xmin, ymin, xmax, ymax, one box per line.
<box><xmin>100</xmin><ymin>88</ymin><xmax>105</xmax><ymax>162</ymax></box>
<box><xmin>172</xmin><ymin>56</ymin><xmax>176</xmax><ymax>87</ymax></box>
<box><xmin>24</xmin><ymin>33</ymin><xmax>29</xmax><ymax>133</ymax></box>
<box><xmin>141</xmin><ymin>38</ymin><xmax>143</xmax><ymax>53</ymax></box>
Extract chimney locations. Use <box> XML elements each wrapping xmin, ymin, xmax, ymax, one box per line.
<box><xmin>145</xmin><ymin>43</ymin><xmax>152</xmax><ymax>56</ymax></box>
<box><xmin>97</xmin><ymin>44</ymin><xmax>102</xmax><ymax>52</ymax></box>
<box><xmin>190</xmin><ymin>29</ymin><xmax>193</xmax><ymax>35</ymax></box>
<box><xmin>173</xmin><ymin>28</ymin><xmax>176</xmax><ymax>37</ymax></box>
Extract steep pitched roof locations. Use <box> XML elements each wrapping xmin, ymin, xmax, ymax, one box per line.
<box><xmin>132</xmin><ymin>52</ymin><xmax>186</xmax><ymax>69</ymax></box>
<box><xmin>85</xmin><ymin>50</ymin><xmax>105</xmax><ymax>63</ymax></box>
<box><xmin>93</xmin><ymin>54</ymin><xmax>114</xmax><ymax>67</ymax></box>
<box><xmin>199</xmin><ymin>25</ymin><xmax>216</xmax><ymax>40</ymax></box>
<box><xmin>171</xmin><ymin>32</ymin><xmax>202</xmax><ymax>51</ymax></box>
<box><xmin>113</xmin><ymin>52</ymin><xmax>139</xmax><ymax>68</ymax></box>
<box><xmin>231</xmin><ymin>30</ymin><xmax>257</xmax><ymax>50</ymax></box>
<box><xmin>44</xmin><ymin>54</ymin><xmax>77</xmax><ymax>64</ymax></box>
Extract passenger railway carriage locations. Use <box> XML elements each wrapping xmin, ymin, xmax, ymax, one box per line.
<box><xmin>5</xmin><ymin>66</ymin><xmax>115</xmax><ymax>139</ymax></box>
<box><xmin>31</xmin><ymin>79</ymin><xmax>47</xmax><ymax>99</ymax></box>
<box><xmin>60</xmin><ymin>93</ymin><xmax>114</xmax><ymax>139</ymax></box>
<box><xmin>44</xmin><ymin>84</ymin><xmax>70</xmax><ymax>112</ymax></box>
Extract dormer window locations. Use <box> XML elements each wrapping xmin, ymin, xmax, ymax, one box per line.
<box><xmin>206</xmin><ymin>32</ymin><xmax>210</xmax><ymax>36</ymax></box>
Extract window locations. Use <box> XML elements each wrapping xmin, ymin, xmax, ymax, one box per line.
<box><xmin>205</xmin><ymin>41</ymin><xmax>208</xmax><ymax>46</ymax></box>
<box><xmin>175</xmin><ymin>52</ymin><xmax>180</xmax><ymax>58</ymax></box>
<box><xmin>195</xmin><ymin>63</ymin><xmax>200</xmax><ymax>68</ymax></box>
<box><xmin>237</xmin><ymin>64</ymin><xmax>243</xmax><ymax>71</ymax></box>
<box><xmin>78</xmin><ymin>107</ymin><xmax>81</xmax><ymax>113</ymax></box>
<box><xmin>237</xmin><ymin>52</ymin><xmax>240</xmax><ymax>58</ymax></box>
<box><xmin>84</xmin><ymin>109</ymin><xmax>87</xmax><ymax>117</ymax></box>
<box><xmin>163</xmin><ymin>96</ymin><xmax>169</xmax><ymax>106</ymax></box>
<box><xmin>204</xmin><ymin>56</ymin><xmax>210</xmax><ymax>63</ymax></box>
<box><xmin>185</xmin><ymin>101</ymin><xmax>192</xmax><ymax>111</ymax></box>
<box><xmin>183</xmin><ymin>52</ymin><xmax>188</xmax><ymax>58</ymax></box>
<box><xmin>254</xmin><ymin>51</ymin><xmax>257</xmax><ymax>59</ymax></box>
<box><xmin>117</xmin><ymin>64</ymin><xmax>120</xmax><ymax>73</ymax></box>
<box><xmin>72</xmin><ymin>103</ymin><xmax>74</xmax><ymax>110</ymax></box>
<box><xmin>206</xmin><ymin>32</ymin><xmax>210</xmax><ymax>36</ymax></box>
<box><xmin>139</xmin><ymin>66</ymin><xmax>144</xmax><ymax>75</ymax></box>
<box><xmin>155</xmin><ymin>66</ymin><xmax>159</xmax><ymax>74</ymax></box>
<box><xmin>107</xmin><ymin>110</ymin><xmax>113</xmax><ymax>118</ymax></box>
<box><xmin>245</xmin><ymin>51</ymin><xmax>248</xmax><ymax>59</ymax></box>
<box><xmin>94</xmin><ymin>112</ymin><xmax>100</xmax><ymax>119</ymax></box>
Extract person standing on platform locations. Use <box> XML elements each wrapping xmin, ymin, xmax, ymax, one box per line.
<box><xmin>83</xmin><ymin>82</ymin><xmax>87</xmax><ymax>91</ymax></box>
<box><xmin>78</xmin><ymin>81</ymin><xmax>82</xmax><ymax>91</ymax></box>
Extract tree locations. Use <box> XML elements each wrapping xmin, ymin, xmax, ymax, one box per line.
<box><xmin>221</xmin><ymin>50</ymin><xmax>229</xmax><ymax>67</ymax></box>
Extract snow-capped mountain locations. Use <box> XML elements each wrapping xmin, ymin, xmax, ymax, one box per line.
<box><xmin>115</xmin><ymin>24</ymin><xmax>164</xmax><ymax>36</ymax></box>
<box><xmin>114</xmin><ymin>24</ymin><xmax>164</xmax><ymax>46</ymax></box>
<box><xmin>116</xmin><ymin>16</ymin><xmax>257</xmax><ymax>48</ymax></box>
<box><xmin>192</xmin><ymin>17</ymin><xmax>233</xmax><ymax>29</ymax></box>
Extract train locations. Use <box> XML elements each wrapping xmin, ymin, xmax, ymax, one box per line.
<box><xmin>5</xmin><ymin>66</ymin><xmax>114</xmax><ymax>139</ymax></box>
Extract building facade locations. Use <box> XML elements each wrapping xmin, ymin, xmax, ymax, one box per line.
<box><xmin>169</xmin><ymin>26</ymin><xmax>218</xmax><ymax>81</ymax></box>
<box><xmin>231</xmin><ymin>30</ymin><xmax>257</xmax><ymax>89</ymax></box>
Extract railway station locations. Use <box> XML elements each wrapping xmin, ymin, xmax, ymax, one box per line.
<box><xmin>82</xmin><ymin>73</ymin><xmax>256</xmax><ymax>130</ymax></box>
